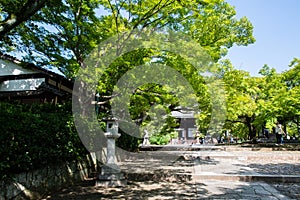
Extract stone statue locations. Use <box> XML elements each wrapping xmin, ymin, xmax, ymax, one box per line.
<box><xmin>143</xmin><ymin>129</ymin><xmax>150</xmax><ymax>146</ymax></box>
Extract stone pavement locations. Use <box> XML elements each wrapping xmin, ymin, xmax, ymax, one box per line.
<box><xmin>42</xmin><ymin>146</ymin><xmax>300</xmax><ymax>199</ymax></box>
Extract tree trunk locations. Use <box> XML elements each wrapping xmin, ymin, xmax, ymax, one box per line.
<box><xmin>246</xmin><ymin>116</ymin><xmax>255</xmax><ymax>140</ymax></box>
<box><xmin>297</xmin><ymin>116</ymin><xmax>300</xmax><ymax>136</ymax></box>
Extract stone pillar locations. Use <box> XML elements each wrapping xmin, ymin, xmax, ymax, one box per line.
<box><xmin>105</xmin><ymin>132</ymin><xmax>120</xmax><ymax>168</ymax></box>
<box><xmin>96</xmin><ymin>120</ymin><xmax>126</xmax><ymax>187</ymax></box>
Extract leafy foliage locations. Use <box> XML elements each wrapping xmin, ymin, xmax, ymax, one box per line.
<box><xmin>116</xmin><ymin>130</ymin><xmax>141</xmax><ymax>151</ymax></box>
<box><xmin>0</xmin><ymin>0</ymin><xmax>255</xmax><ymax>78</ymax></box>
<box><xmin>149</xmin><ymin>131</ymin><xmax>178</xmax><ymax>145</ymax></box>
<box><xmin>216</xmin><ymin>59</ymin><xmax>300</xmax><ymax>141</ymax></box>
<box><xmin>0</xmin><ymin>101</ymin><xmax>88</xmax><ymax>181</ymax></box>
<box><xmin>0</xmin><ymin>0</ymin><xmax>269</xmax><ymax>142</ymax></box>
<box><xmin>0</xmin><ymin>0</ymin><xmax>47</xmax><ymax>36</ymax></box>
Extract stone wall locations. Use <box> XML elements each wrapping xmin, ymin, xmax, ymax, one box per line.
<box><xmin>0</xmin><ymin>154</ymin><xmax>98</xmax><ymax>200</ymax></box>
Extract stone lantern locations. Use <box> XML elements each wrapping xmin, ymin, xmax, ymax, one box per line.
<box><xmin>96</xmin><ymin>117</ymin><xmax>126</xmax><ymax>187</ymax></box>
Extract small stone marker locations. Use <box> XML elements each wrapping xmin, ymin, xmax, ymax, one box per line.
<box><xmin>142</xmin><ymin>129</ymin><xmax>150</xmax><ymax>146</ymax></box>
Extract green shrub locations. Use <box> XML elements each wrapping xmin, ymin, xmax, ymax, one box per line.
<box><xmin>150</xmin><ymin>133</ymin><xmax>171</xmax><ymax>145</ymax></box>
<box><xmin>0</xmin><ymin>101</ymin><xmax>88</xmax><ymax>181</ymax></box>
<box><xmin>116</xmin><ymin>130</ymin><xmax>141</xmax><ymax>152</ymax></box>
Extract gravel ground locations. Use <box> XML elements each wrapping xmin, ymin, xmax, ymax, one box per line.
<box><xmin>270</xmin><ymin>183</ymin><xmax>300</xmax><ymax>199</ymax></box>
<box><xmin>247</xmin><ymin>163</ymin><xmax>300</xmax><ymax>175</ymax></box>
<box><xmin>42</xmin><ymin>149</ymin><xmax>300</xmax><ymax>200</ymax></box>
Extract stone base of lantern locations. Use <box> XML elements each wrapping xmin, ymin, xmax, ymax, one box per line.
<box><xmin>96</xmin><ymin>164</ymin><xmax>127</xmax><ymax>187</ymax></box>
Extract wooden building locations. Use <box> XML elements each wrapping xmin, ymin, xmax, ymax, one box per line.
<box><xmin>171</xmin><ymin>110</ymin><xmax>197</xmax><ymax>144</ymax></box>
<box><xmin>0</xmin><ymin>54</ymin><xmax>73</xmax><ymax>104</ymax></box>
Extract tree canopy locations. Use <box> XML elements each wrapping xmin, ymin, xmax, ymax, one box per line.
<box><xmin>0</xmin><ymin>0</ymin><xmax>47</xmax><ymax>37</ymax></box>
<box><xmin>2</xmin><ymin>0</ymin><xmax>300</xmax><ymax>142</ymax></box>
<box><xmin>1</xmin><ymin>0</ymin><xmax>255</xmax><ymax>77</ymax></box>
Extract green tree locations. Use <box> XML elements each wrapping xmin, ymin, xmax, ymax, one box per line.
<box><xmin>281</xmin><ymin>58</ymin><xmax>300</xmax><ymax>136</ymax></box>
<box><xmin>1</xmin><ymin>0</ymin><xmax>255</xmax><ymax>146</ymax></box>
<box><xmin>0</xmin><ymin>0</ymin><xmax>48</xmax><ymax>37</ymax></box>
<box><xmin>220</xmin><ymin>61</ymin><xmax>262</xmax><ymax>140</ymax></box>
<box><xmin>256</xmin><ymin>65</ymin><xmax>284</xmax><ymax>130</ymax></box>
<box><xmin>2</xmin><ymin>0</ymin><xmax>255</xmax><ymax>78</ymax></box>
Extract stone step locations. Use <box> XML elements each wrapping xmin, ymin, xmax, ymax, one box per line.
<box><xmin>125</xmin><ymin>172</ymin><xmax>192</xmax><ymax>182</ymax></box>
<box><xmin>176</xmin><ymin>153</ymin><xmax>299</xmax><ymax>162</ymax></box>
<box><xmin>123</xmin><ymin>171</ymin><xmax>300</xmax><ymax>183</ymax></box>
<box><xmin>139</xmin><ymin>144</ymin><xmax>300</xmax><ymax>151</ymax></box>
<box><xmin>194</xmin><ymin>155</ymin><xmax>299</xmax><ymax>162</ymax></box>
<box><xmin>139</xmin><ymin>145</ymin><xmax>225</xmax><ymax>151</ymax></box>
<box><xmin>188</xmin><ymin>173</ymin><xmax>300</xmax><ymax>183</ymax></box>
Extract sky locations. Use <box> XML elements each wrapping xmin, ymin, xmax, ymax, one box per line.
<box><xmin>224</xmin><ymin>0</ymin><xmax>300</xmax><ymax>76</ymax></box>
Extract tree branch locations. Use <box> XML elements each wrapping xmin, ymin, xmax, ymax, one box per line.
<box><xmin>0</xmin><ymin>0</ymin><xmax>48</xmax><ymax>38</ymax></box>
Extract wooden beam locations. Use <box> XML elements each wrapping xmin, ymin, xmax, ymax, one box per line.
<box><xmin>0</xmin><ymin>73</ymin><xmax>47</xmax><ymax>82</ymax></box>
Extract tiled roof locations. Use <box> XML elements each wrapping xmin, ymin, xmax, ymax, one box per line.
<box><xmin>0</xmin><ymin>53</ymin><xmax>69</xmax><ymax>80</ymax></box>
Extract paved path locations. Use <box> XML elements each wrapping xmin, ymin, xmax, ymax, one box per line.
<box><xmin>42</xmin><ymin>147</ymin><xmax>300</xmax><ymax>199</ymax></box>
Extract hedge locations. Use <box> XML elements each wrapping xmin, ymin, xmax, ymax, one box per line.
<box><xmin>0</xmin><ymin>101</ymin><xmax>88</xmax><ymax>181</ymax></box>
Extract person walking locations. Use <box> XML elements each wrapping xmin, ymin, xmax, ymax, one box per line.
<box><xmin>275</xmin><ymin>122</ymin><xmax>285</xmax><ymax>145</ymax></box>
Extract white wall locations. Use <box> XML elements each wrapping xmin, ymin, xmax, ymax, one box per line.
<box><xmin>0</xmin><ymin>59</ymin><xmax>38</xmax><ymax>76</ymax></box>
<box><xmin>0</xmin><ymin>78</ymin><xmax>45</xmax><ymax>91</ymax></box>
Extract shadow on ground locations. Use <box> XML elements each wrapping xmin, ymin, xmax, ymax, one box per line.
<box><xmin>42</xmin><ymin>150</ymin><xmax>300</xmax><ymax>200</ymax></box>
<box><xmin>42</xmin><ymin>179</ymin><xmax>206</xmax><ymax>200</ymax></box>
